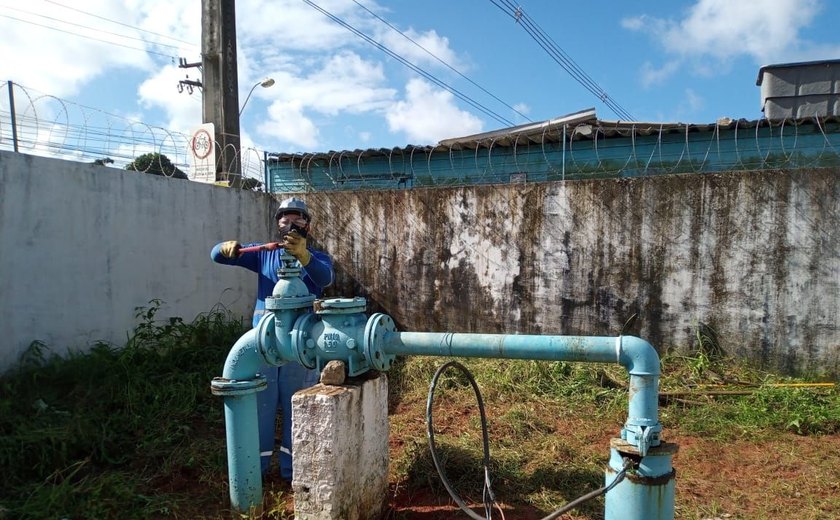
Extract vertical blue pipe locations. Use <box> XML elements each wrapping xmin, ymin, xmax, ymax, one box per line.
<box><xmin>223</xmin><ymin>393</ymin><xmax>263</xmax><ymax>513</ymax></box>
<box><xmin>605</xmin><ymin>443</ymin><xmax>676</xmax><ymax>520</ymax></box>
<box><xmin>215</xmin><ymin>307</ymin><xmax>301</xmax><ymax>514</ymax></box>
<box><xmin>213</xmin><ymin>325</ymin><xmax>271</xmax><ymax>514</ymax></box>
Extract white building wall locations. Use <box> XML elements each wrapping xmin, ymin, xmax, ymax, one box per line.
<box><xmin>0</xmin><ymin>151</ymin><xmax>270</xmax><ymax>372</ymax></box>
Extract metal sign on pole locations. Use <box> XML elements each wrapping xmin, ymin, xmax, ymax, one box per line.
<box><xmin>189</xmin><ymin>123</ymin><xmax>216</xmax><ymax>183</ymax></box>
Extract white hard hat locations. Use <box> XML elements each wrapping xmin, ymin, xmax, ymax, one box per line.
<box><xmin>274</xmin><ymin>196</ymin><xmax>311</xmax><ymax>221</ymax></box>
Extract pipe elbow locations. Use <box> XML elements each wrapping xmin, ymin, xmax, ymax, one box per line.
<box><xmin>222</xmin><ymin>327</ymin><xmax>265</xmax><ymax>380</ymax></box>
<box><xmin>618</xmin><ymin>336</ymin><xmax>661</xmax><ymax>376</ymax></box>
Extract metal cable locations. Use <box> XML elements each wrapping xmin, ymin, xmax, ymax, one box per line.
<box><xmin>539</xmin><ymin>457</ymin><xmax>632</xmax><ymax>520</ymax></box>
<box><xmin>303</xmin><ymin>0</ymin><xmax>516</xmax><ymax>127</ymax></box>
<box><xmin>351</xmin><ymin>0</ymin><xmax>531</xmax><ymax>123</ymax></box>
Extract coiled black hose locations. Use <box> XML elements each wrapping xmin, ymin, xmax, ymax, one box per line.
<box><xmin>426</xmin><ymin>360</ymin><xmax>633</xmax><ymax>520</ymax></box>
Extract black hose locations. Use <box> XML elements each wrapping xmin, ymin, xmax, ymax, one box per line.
<box><xmin>426</xmin><ymin>361</ymin><xmax>497</xmax><ymax>520</ymax></box>
<box><xmin>538</xmin><ymin>457</ymin><xmax>632</xmax><ymax>520</ymax></box>
<box><xmin>425</xmin><ymin>360</ymin><xmax>634</xmax><ymax>520</ymax></box>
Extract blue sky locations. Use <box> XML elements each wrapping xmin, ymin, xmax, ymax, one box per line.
<box><xmin>2</xmin><ymin>0</ymin><xmax>839</xmax><ymax>168</ymax></box>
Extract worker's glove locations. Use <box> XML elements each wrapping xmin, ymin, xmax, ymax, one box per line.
<box><xmin>284</xmin><ymin>233</ymin><xmax>311</xmax><ymax>266</ymax></box>
<box><xmin>220</xmin><ymin>240</ymin><xmax>240</xmax><ymax>258</ymax></box>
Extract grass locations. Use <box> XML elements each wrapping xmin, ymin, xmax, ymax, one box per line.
<box><xmin>0</xmin><ymin>301</ymin><xmax>245</xmax><ymax>520</ymax></box>
<box><xmin>387</xmin><ymin>340</ymin><xmax>840</xmax><ymax>519</ymax></box>
<box><xmin>1</xmin><ymin>314</ymin><xmax>838</xmax><ymax>519</ymax></box>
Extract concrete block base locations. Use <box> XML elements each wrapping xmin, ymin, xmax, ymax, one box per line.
<box><xmin>291</xmin><ymin>373</ymin><xmax>389</xmax><ymax>520</ymax></box>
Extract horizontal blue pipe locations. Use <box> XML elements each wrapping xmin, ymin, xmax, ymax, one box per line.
<box><xmin>382</xmin><ymin>332</ymin><xmax>661</xmax><ymax>431</ymax></box>
<box><xmin>383</xmin><ymin>333</ymin><xmax>659</xmax><ymax>374</ymax></box>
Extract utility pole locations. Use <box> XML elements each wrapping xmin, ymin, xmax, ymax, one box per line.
<box><xmin>202</xmin><ymin>0</ymin><xmax>241</xmax><ymax>187</ymax></box>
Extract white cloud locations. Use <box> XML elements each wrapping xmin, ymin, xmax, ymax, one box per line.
<box><xmin>620</xmin><ymin>16</ymin><xmax>645</xmax><ymax>31</ymax></box>
<box><xmin>304</xmin><ymin>52</ymin><xmax>397</xmax><ymax>114</ymax></box>
<box><xmin>661</xmin><ymin>0</ymin><xmax>819</xmax><ymax>62</ymax></box>
<box><xmin>137</xmin><ymin>64</ymin><xmax>202</xmax><ymax>134</ymax></box>
<box><xmin>0</xmin><ymin>0</ymin><xmax>159</xmax><ymax>97</ymax></box>
<box><xmin>258</xmin><ymin>100</ymin><xmax>320</xmax><ymax>149</ymax></box>
<box><xmin>386</xmin><ymin>78</ymin><xmax>483</xmax><ymax>145</ymax></box>
<box><xmin>379</xmin><ymin>27</ymin><xmax>463</xmax><ymax>70</ymax></box>
<box><xmin>236</xmin><ymin>0</ymin><xmax>380</xmax><ymax>52</ymax></box>
<box><xmin>685</xmin><ymin>88</ymin><xmax>704</xmax><ymax>112</ymax></box>
<box><xmin>640</xmin><ymin>60</ymin><xmax>680</xmax><ymax>87</ymax></box>
<box><xmin>624</xmin><ymin>0</ymin><xmax>832</xmax><ymax>84</ymax></box>
<box><xmin>250</xmin><ymin>53</ymin><xmax>396</xmax><ymax>120</ymax></box>
<box><xmin>513</xmin><ymin>103</ymin><xmax>530</xmax><ymax>115</ymax></box>
<box><xmin>1</xmin><ymin>0</ymin><xmax>487</xmax><ymax>155</ymax></box>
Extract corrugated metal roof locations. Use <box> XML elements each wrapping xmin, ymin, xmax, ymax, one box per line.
<box><xmin>266</xmin><ymin>109</ymin><xmax>840</xmax><ymax>163</ymax></box>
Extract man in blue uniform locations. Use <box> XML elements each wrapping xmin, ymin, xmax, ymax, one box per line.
<box><xmin>210</xmin><ymin>196</ymin><xmax>334</xmax><ymax>481</ymax></box>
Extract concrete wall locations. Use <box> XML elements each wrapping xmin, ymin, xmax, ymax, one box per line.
<box><xmin>0</xmin><ymin>151</ymin><xmax>268</xmax><ymax>372</ymax></box>
<box><xmin>307</xmin><ymin>169</ymin><xmax>840</xmax><ymax>376</ymax></box>
<box><xmin>2</xmin><ymin>150</ymin><xmax>838</xmax><ymax>376</ymax></box>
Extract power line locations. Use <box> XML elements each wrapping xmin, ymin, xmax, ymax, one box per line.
<box><xmin>498</xmin><ymin>0</ymin><xmax>635</xmax><ymax>120</ymax></box>
<box><xmin>303</xmin><ymin>0</ymin><xmax>517</xmax><ymax>128</ymax></box>
<box><xmin>491</xmin><ymin>0</ymin><xmax>633</xmax><ymax>120</ymax></box>
<box><xmin>0</xmin><ymin>5</ymin><xmax>183</xmax><ymax>52</ymax></box>
<box><xmin>0</xmin><ymin>13</ymin><xmax>178</xmax><ymax>59</ymax></box>
<box><xmin>42</xmin><ymin>0</ymin><xmax>198</xmax><ymax>49</ymax></box>
<box><xmin>488</xmin><ymin>0</ymin><xmax>635</xmax><ymax>121</ymax></box>
<box><xmin>350</xmin><ymin>0</ymin><xmax>532</xmax><ymax>123</ymax></box>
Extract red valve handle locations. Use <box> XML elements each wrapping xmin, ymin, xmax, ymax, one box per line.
<box><xmin>237</xmin><ymin>242</ymin><xmax>283</xmax><ymax>254</ymax></box>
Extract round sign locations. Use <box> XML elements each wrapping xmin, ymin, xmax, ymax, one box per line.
<box><xmin>191</xmin><ymin>129</ymin><xmax>213</xmax><ymax>160</ymax></box>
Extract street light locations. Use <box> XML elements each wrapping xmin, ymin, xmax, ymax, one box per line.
<box><xmin>239</xmin><ymin>77</ymin><xmax>275</xmax><ymax>116</ymax></box>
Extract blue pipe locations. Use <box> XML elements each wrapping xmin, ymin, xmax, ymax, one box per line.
<box><xmin>379</xmin><ymin>330</ymin><xmax>672</xmax><ymax>518</ymax></box>
<box><xmin>605</xmin><ymin>441</ymin><xmax>677</xmax><ymax>520</ymax></box>
<box><xmin>216</xmin><ymin>295</ymin><xmax>672</xmax><ymax>516</ymax></box>
<box><xmin>381</xmin><ymin>332</ymin><xmax>662</xmax><ymax>453</ymax></box>
<box><xmin>213</xmin><ymin>308</ymin><xmax>301</xmax><ymax>514</ymax></box>
<box><xmin>212</xmin><ymin>326</ymin><xmax>266</xmax><ymax>513</ymax></box>
<box><xmin>221</xmin><ymin>326</ymin><xmax>266</xmax><ymax>381</ymax></box>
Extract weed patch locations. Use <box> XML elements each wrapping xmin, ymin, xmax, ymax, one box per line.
<box><xmin>1</xmin><ymin>314</ymin><xmax>837</xmax><ymax>519</ymax></box>
<box><xmin>0</xmin><ymin>301</ymin><xmax>245</xmax><ymax>520</ymax></box>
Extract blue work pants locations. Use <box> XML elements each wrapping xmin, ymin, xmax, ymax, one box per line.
<box><xmin>257</xmin><ymin>362</ymin><xmax>319</xmax><ymax>479</ymax></box>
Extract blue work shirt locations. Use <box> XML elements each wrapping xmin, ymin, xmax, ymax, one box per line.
<box><xmin>210</xmin><ymin>242</ymin><xmax>334</xmax><ymax>326</ymax></box>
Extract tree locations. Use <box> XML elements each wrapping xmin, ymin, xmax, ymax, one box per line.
<box><xmin>125</xmin><ymin>153</ymin><xmax>189</xmax><ymax>179</ymax></box>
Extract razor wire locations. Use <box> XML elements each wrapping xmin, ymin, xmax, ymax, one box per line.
<box><xmin>0</xmin><ymin>81</ymin><xmax>267</xmax><ymax>186</ymax></box>
<box><xmin>265</xmin><ymin>114</ymin><xmax>840</xmax><ymax>280</ymax></box>
<box><xmin>266</xmin><ymin>115</ymin><xmax>840</xmax><ymax>193</ymax></box>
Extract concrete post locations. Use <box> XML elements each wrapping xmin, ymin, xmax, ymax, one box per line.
<box><xmin>291</xmin><ymin>374</ymin><xmax>389</xmax><ymax>520</ymax></box>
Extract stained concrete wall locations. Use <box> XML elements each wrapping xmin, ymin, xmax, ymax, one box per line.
<box><xmin>0</xmin><ymin>151</ymin><xmax>269</xmax><ymax>373</ymax></box>
<box><xmin>306</xmin><ymin>169</ymin><xmax>840</xmax><ymax>376</ymax></box>
<box><xmin>2</xmin><ymin>150</ymin><xmax>838</xmax><ymax>377</ymax></box>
